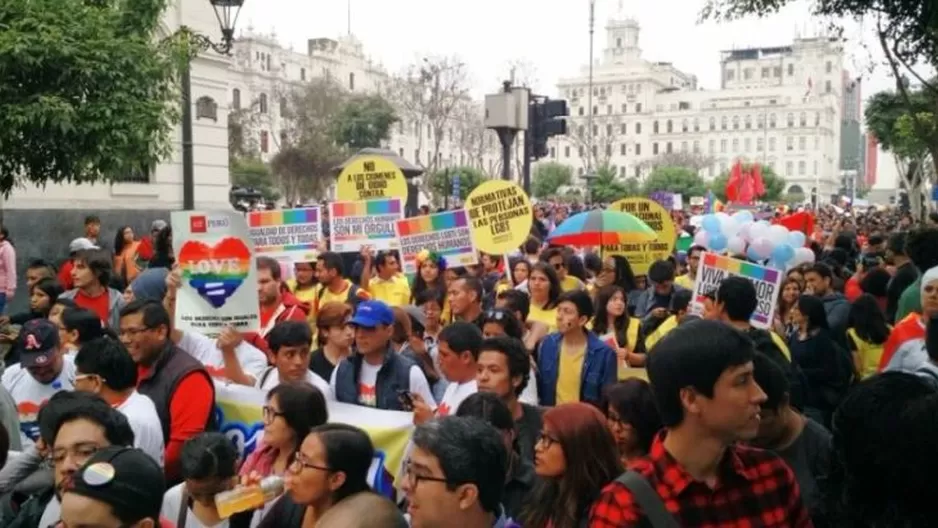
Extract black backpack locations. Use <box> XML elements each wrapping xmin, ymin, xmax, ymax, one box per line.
<box><xmin>747</xmin><ymin>327</ymin><xmax>808</xmax><ymax>411</ymax></box>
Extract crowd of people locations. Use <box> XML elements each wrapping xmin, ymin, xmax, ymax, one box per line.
<box><xmin>0</xmin><ymin>202</ymin><xmax>935</xmax><ymax>527</ymax></box>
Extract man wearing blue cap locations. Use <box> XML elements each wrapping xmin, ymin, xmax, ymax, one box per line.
<box><xmin>329</xmin><ymin>300</ymin><xmax>437</xmax><ymax>411</ymax></box>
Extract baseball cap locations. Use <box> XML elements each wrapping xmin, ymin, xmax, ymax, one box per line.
<box><xmin>349</xmin><ymin>300</ymin><xmax>394</xmax><ymax>328</ymax></box>
<box><xmin>65</xmin><ymin>446</ymin><xmax>165</xmax><ymax>524</ymax></box>
<box><xmin>16</xmin><ymin>319</ymin><xmax>59</xmax><ymax>368</ymax></box>
<box><xmin>68</xmin><ymin>237</ymin><xmax>99</xmax><ymax>254</ymax></box>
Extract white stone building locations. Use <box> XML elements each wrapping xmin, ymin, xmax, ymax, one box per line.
<box><xmin>547</xmin><ymin>13</ymin><xmax>846</xmax><ymax>200</ymax></box>
<box><xmin>228</xmin><ymin>29</ymin><xmax>501</xmax><ymax>176</ymax></box>
<box><xmin>5</xmin><ymin>0</ymin><xmax>232</xmax><ymax>211</ymax></box>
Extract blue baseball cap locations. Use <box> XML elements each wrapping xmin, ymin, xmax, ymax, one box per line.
<box><xmin>349</xmin><ymin>300</ymin><xmax>395</xmax><ymax>328</ymax></box>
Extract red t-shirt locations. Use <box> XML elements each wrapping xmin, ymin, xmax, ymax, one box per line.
<box><xmin>74</xmin><ymin>289</ymin><xmax>111</xmax><ymax>325</ymax></box>
<box><xmin>58</xmin><ymin>261</ymin><xmax>75</xmax><ymax>291</ymax></box>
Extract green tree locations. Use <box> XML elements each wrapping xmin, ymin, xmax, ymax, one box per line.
<box><xmin>590</xmin><ymin>165</ymin><xmax>638</xmax><ymax>203</ymax></box>
<box><xmin>229</xmin><ymin>158</ymin><xmax>279</xmax><ymax>202</ymax></box>
<box><xmin>0</xmin><ymin>0</ymin><xmax>182</xmax><ymax>195</ymax></box>
<box><xmin>330</xmin><ymin>94</ymin><xmax>399</xmax><ymax>149</ymax></box>
<box><xmin>427</xmin><ymin>166</ymin><xmax>489</xmax><ymax>200</ymax></box>
<box><xmin>531</xmin><ymin>162</ymin><xmax>573</xmax><ymax>198</ymax></box>
<box><xmin>709</xmin><ymin>164</ymin><xmax>785</xmax><ymax>202</ymax></box>
<box><xmin>643</xmin><ymin>167</ymin><xmax>708</xmax><ymax>197</ymax></box>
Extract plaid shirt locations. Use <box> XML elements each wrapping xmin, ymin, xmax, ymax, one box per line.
<box><xmin>588</xmin><ymin>432</ymin><xmax>813</xmax><ymax>527</ymax></box>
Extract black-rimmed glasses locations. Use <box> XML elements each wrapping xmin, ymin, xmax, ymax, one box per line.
<box><xmin>288</xmin><ymin>452</ymin><xmax>331</xmax><ymax>474</ymax></box>
<box><xmin>402</xmin><ymin>459</ymin><xmax>449</xmax><ymax>486</ymax></box>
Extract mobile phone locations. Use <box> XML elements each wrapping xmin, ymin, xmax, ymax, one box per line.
<box><xmin>397</xmin><ymin>390</ymin><xmax>414</xmax><ymax>410</ymax></box>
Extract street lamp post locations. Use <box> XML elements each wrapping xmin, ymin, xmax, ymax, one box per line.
<box><xmin>180</xmin><ymin>0</ymin><xmax>245</xmax><ymax>211</ymax></box>
<box><xmin>587</xmin><ymin>0</ymin><xmax>596</xmax><ymax>175</ymax></box>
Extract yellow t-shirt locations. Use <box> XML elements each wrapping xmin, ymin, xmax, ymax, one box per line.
<box><xmin>367</xmin><ymin>276</ymin><xmax>411</xmax><ymax>307</ymax></box>
<box><xmin>286</xmin><ymin>279</ymin><xmax>317</xmax><ymax>305</ymax></box>
<box><xmin>556</xmin><ymin>341</ymin><xmax>586</xmax><ymax>404</ymax></box>
<box><xmin>847</xmin><ymin>327</ymin><xmax>888</xmax><ymax>379</ymax></box>
<box><xmin>561</xmin><ymin>275</ymin><xmax>585</xmax><ymax>292</ymax></box>
<box><xmin>645</xmin><ymin>315</ymin><xmax>678</xmax><ymax>352</ymax></box>
<box><xmin>527</xmin><ymin>303</ymin><xmax>558</xmax><ymax>332</ymax></box>
<box><xmin>674</xmin><ymin>274</ymin><xmax>694</xmax><ymax>290</ymax></box>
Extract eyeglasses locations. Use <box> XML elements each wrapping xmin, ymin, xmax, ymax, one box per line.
<box><xmin>73</xmin><ymin>373</ymin><xmax>104</xmax><ymax>384</ymax></box>
<box><xmin>402</xmin><ymin>459</ymin><xmax>449</xmax><ymax>487</ymax></box>
<box><xmin>288</xmin><ymin>452</ymin><xmax>331</xmax><ymax>474</ymax></box>
<box><xmin>50</xmin><ymin>442</ymin><xmax>101</xmax><ymax>465</ymax></box>
<box><xmin>262</xmin><ymin>405</ymin><xmax>284</xmax><ymax>423</ymax></box>
<box><xmin>552</xmin><ymin>263</ymin><xmax>564</xmax><ymax>271</ymax></box>
<box><xmin>484</xmin><ymin>310</ymin><xmax>507</xmax><ymax>322</ymax></box>
<box><xmin>536</xmin><ymin>431</ymin><xmax>560</xmax><ymax>449</ymax></box>
<box><xmin>118</xmin><ymin>326</ymin><xmax>150</xmax><ymax>338</ymax></box>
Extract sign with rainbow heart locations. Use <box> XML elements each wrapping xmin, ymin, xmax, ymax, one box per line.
<box><xmin>171</xmin><ymin>211</ymin><xmax>260</xmax><ymax>336</ymax></box>
<box><xmin>329</xmin><ymin>198</ymin><xmax>403</xmax><ymax>253</ymax></box>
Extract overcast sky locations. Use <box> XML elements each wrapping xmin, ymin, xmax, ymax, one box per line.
<box><xmin>239</xmin><ymin>0</ymin><xmax>897</xmax><ymax>102</ymax></box>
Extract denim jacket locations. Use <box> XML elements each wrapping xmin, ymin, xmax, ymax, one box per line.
<box><xmin>536</xmin><ymin>331</ymin><xmax>617</xmax><ymax>406</ymax></box>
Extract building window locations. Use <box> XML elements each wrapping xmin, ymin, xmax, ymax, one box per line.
<box><xmin>720</xmin><ymin>139</ymin><xmax>727</xmax><ymax>153</ymax></box>
<box><xmin>415</xmin><ymin>149</ymin><xmax>421</xmax><ymax>164</ymax></box>
<box><xmin>769</xmin><ymin>137</ymin><xmax>776</xmax><ymax>151</ymax></box>
<box><xmin>744</xmin><ymin>138</ymin><xmax>751</xmax><ymax>151</ymax></box>
<box><xmin>799</xmin><ymin>161</ymin><xmax>806</xmax><ymax>175</ymax></box>
<box><xmin>681</xmin><ymin>141</ymin><xmax>688</xmax><ymax>152</ymax></box>
<box><xmin>606</xmin><ymin>145</ymin><xmax>612</xmax><ymax>157</ymax></box>
<box><xmin>195</xmin><ymin>97</ymin><xmax>218</xmax><ymax>121</ymax></box>
<box><xmin>787</xmin><ymin>113</ymin><xmax>794</xmax><ymax>127</ymax></box>
<box><xmin>666</xmin><ymin>120</ymin><xmax>673</xmax><ymax>133</ymax></box>
<box><xmin>349</xmin><ymin>73</ymin><xmax>355</xmax><ymax>90</ymax></box>
<box><xmin>579</xmin><ymin>146</ymin><xmax>584</xmax><ymax>157</ymax></box>
<box><xmin>653</xmin><ymin>143</ymin><xmax>659</xmax><ymax>155</ymax></box>
<box><xmin>578</xmin><ymin>107</ymin><xmax>584</xmax><ymax>116</ymax></box>
<box><xmin>653</xmin><ymin>121</ymin><xmax>659</xmax><ymax>134</ymax></box>
<box><xmin>258</xmin><ymin>93</ymin><xmax>268</xmax><ymax>114</ymax></box>
<box><xmin>744</xmin><ymin>115</ymin><xmax>752</xmax><ymax>129</ymax></box>
<box><xmin>787</xmin><ymin>137</ymin><xmax>794</xmax><ymax>151</ymax></box>
<box><xmin>814</xmin><ymin>160</ymin><xmax>819</xmax><ymax>174</ymax></box>
<box><xmin>732</xmin><ymin>116</ymin><xmax>739</xmax><ymax>130</ymax></box>
<box><xmin>815</xmin><ymin>112</ymin><xmax>821</xmax><ymax>126</ymax></box>
<box><xmin>799</xmin><ymin>137</ymin><xmax>806</xmax><ymax>150</ymax></box>
<box><xmin>280</xmin><ymin>97</ymin><xmax>287</xmax><ymax>116</ymax></box>
<box><xmin>826</xmin><ymin>61</ymin><xmax>832</xmax><ymax>73</ymax></box>
<box><xmin>620</xmin><ymin>123</ymin><xmax>627</xmax><ymax>134</ymax></box>
<box><xmin>769</xmin><ymin>114</ymin><xmax>777</xmax><ymax>128</ymax></box>
<box><xmin>708</xmin><ymin>139</ymin><xmax>715</xmax><ymax>153</ymax></box>
<box><xmin>607</xmin><ymin>104</ymin><xmax>613</xmax><ymax>115</ymax></box>
<box><xmin>761</xmin><ymin>67</ymin><xmax>770</xmax><ymax>78</ymax></box>
<box><xmin>756</xmin><ymin>114</ymin><xmax>764</xmax><ymax>128</ymax></box>
<box><xmin>592</xmin><ymin>145</ymin><xmax>598</xmax><ymax>156</ymax></box>
<box><xmin>786</xmin><ymin>161</ymin><xmax>793</xmax><ymax>175</ymax></box>
<box><xmin>726</xmin><ymin>69</ymin><xmax>735</xmax><ymax>81</ymax></box>
<box><xmin>693</xmin><ymin>140</ymin><xmax>700</xmax><ymax>153</ymax></box>
<box><xmin>621</xmin><ymin>144</ymin><xmax>627</xmax><ymax>155</ymax></box>
<box><xmin>666</xmin><ymin>142</ymin><xmax>673</xmax><ymax>153</ymax></box>
<box><xmin>825</xmin><ymin>80</ymin><xmax>832</xmax><ymax>93</ymax></box>
<box><xmin>593</xmin><ymin>106</ymin><xmax>598</xmax><ymax>115</ymax></box>
<box><xmin>636</xmin><ymin>103</ymin><xmax>642</xmax><ymax>112</ymax></box>
<box><xmin>773</xmin><ymin>66</ymin><xmax>781</xmax><ymax>77</ymax></box>
<box><xmin>620</xmin><ymin>165</ymin><xmax>626</xmax><ymax>177</ymax></box>
<box><xmin>743</xmin><ymin>68</ymin><xmax>753</xmax><ymax>80</ymax></box>
<box><xmin>756</xmin><ymin>137</ymin><xmax>764</xmax><ymax>151</ymax></box>
<box><xmin>606</xmin><ymin>124</ymin><xmax>613</xmax><ymax>136</ymax></box>
<box><xmin>231</xmin><ymin>89</ymin><xmax>241</xmax><ymax>110</ymax></box>
<box><xmin>635</xmin><ymin>144</ymin><xmax>641</xmax><ymax>155</ymax></box>
<box><xmin>682</xmin><ymin>119</ymin><xmax>688</xmax><ymax>133</ymax></box>
<box><xmin>621</xmin><ymin>103</ymin><xmax>627</xmax><ymax>113</ymax></box>
<box><xmin>709</xmin><ymin>117</ymin><xmax>716</xmax><ymax>131</ymax></box>
<box><xmin>564</xmin><ymin>146</ymin><xmax>570</xmax><ymax>157</ymax></box>
<box><xmin>799</xmin><ymin>112</ymin><xmax>807</xmax><ymax>127</ymax></box>
<box><xmin>550</xmin><ymin>147</ymin><xmax>555</xmax><ymax>158</ymax></box>
<box><xmin>635</xmin><ymin>123</ymin><xmax>642</xmax><ymax>134</ymax></box>
<box><xmin>301</xmin><ymin>68</ymin><xmax>306</xmax><ymax>80</ymax></box>
<box><xmin>814</xmin><ymin>136</ymin><xmax>820</xmax><ymax>149</ymax></box>
<box><xmin>593</xmin><ymin>125</ymin><xmax>598</xmax><ymax>136</ymax></box>
<box><xmin>260</xmin><ymin>131</ymin><xmax>269</xmax><ymax>153</ymax></box>
<box><xmin>787</xmin><ymin>63</ymin><xmax>794</xmax><ymax>76</ymax></box>
<box><xmin>732</xmin><ymin>138</ymin><xmax>739</xmax><ymax>151</ymax></box>
<box><xmin>693</xmin><ymin>119</ymin><xmax>699</xmax><ymax>132</ymax></box>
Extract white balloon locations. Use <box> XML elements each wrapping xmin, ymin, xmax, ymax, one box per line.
<box><xmin>693</xmin><ymin>230</ymin><xmax>710</xmax><ymax>248</ymax></box>
<box><xmin>767</xmin><ymin>225</ymin><xmax>790</xmax><ymax>245</ymax></box>
<box><xmin>720</xmin><ymin>217</ymin><xmax>739</xmax><ymax>238</ymax></box>
<box><xmin>749</xmin><ymin>222</ymin><xmax>769</xmax><ymax>241</ymax></box>
<box><xmin>793</xmin><ymin>247</ymin><xmax>815</xmax><ymax>265</ymax></box>
<box><xmin>738</xmin><ymin>222</ymin><xmax>754</xmax><ymax>242</ymax></box>
<box><xmin>727</xmin><ymin>236</ymin><xmax>747</xmax><ymax>255</ymax></box>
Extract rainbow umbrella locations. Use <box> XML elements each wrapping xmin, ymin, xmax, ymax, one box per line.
<box><xmin>547</xmin><ymin>209</ymin><xmax>657</xmax><ymax>247</ymax></box>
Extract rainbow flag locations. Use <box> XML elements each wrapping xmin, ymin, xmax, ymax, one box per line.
<box><xmin>329</xmin><ymin>198</ymin><xmax>403</xmax><ymax>253</ymax></box>
<box><xmin>395</xmin><ymin>210</ymin><xmax>478</xmax><ymax>274</ymax></box>
<box><xmin>247</xmin><ymin>207</ymin><xmax>321</xmax><ymax>262</ymax></box>
<box><xmin>705</xmin><ymin>190</ymin><xmax>724</xmax><ymax>213</ymax></box>
<box><xmin>691</xmin><ymin>253</ymin><xmax>782</xmax><ymax>328</ymax></box>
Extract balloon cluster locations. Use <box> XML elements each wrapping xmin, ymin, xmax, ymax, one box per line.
<box><xmin>693</xmin><ymin>211</ymin><xmax>815</xmax><ymax>270</ymax></box>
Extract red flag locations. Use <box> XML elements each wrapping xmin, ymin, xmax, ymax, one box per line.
<box><xmin>738</xmin><ymin>172</ymin><xmax>754</xmax><ymax>203</ymax></box>
<box><xmin>774</xmin><ymin>211</ymin><xmax>815</xmax><ymax>238</ymax></box>
<box><xmin>726</xmin><ymin>161</ymin><xmax>742</xmax><ymax>202</ymax></box>
<box><xmin>752</xmin><ymin>163</ymin><xmax>765</xmax><ymax>197</ymax></box>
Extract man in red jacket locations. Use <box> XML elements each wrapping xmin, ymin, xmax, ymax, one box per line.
<box><xmin>246</xmin><ymin>257</ymin><xmax>310</xmax><ymax>353</ymax></box>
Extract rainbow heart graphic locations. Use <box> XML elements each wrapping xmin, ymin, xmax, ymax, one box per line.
<box><xmin>178</xmin><ymin>237</ymin><xmax>252</xmax><ymax>308</ymax></box>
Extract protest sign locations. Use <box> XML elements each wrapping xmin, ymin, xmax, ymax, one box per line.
<box><xmin>690</xmin><ymin>253</ymin><xmax>782</xmax><ymax>329</ymax></box>
<box><xmin>247</xmin><ymin>207</ymin><xmax>321</xmax><ymax>263</ymax></box>
<box><xmin>603</xmin><ymin>198</ymin><xmax>676</xmax><ymax>275</ymax></box>
<box><xmin>329</xmin><ymin>198</ymin><xmax>402</xmax><ymax>253</ymax></box>
<box><xmin>171</xmin><ymin>211</ymin><xmax>259</xmax><ymax>335</ymax></box>
<box><xmin>336</xmin><ymin>155</ymin><xmax>408</xmax><ymax>201</ymax></box>
<box><xmin>465</xmin><ymin>180</ymin><xmax>532</xmax><ymax>255</ymax></box>
<box><xmin>396</xmin><ymin>209</ymin><xmax>478</xmax><ymax>274</ymax></box>
<box><xmin>215</xmin><ymin>382</ymin><xmax>413</xmax><ymax>496</ymax></box>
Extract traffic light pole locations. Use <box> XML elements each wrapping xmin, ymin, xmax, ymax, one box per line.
<box><xmin>497</xmin><ymin>129</ymin><xmax>516</xmax><ymax>180</ymax></box>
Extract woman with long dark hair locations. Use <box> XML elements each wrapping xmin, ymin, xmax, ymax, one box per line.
<box><xmin>527</xmin><ymin>262</ymin><xmax>561</xmax><ymax>332</ymax></box>
<box><xmin>520</xmin><ymin>403</ymin><xmax>621</xmax><ymax>528</ymax></box>
<box><xmin>789</xmin><ymin>295</ymin><xmax>850</xmax><ymax>425</ymax></box>
<box><xmin>149</xmin><ymin>226</ymin><xmax>175</xmax><ymax>269</ymax></box>
<box><xmin>112</xmin><ymin>225</ymin><xmax>140</xmax><ymax>284</ymax></box>
<box><xmin>774</xmin><ymin>278</ymin><xmax>803</xmax><ymax>338</ymax></box>
<box><xmin>0</xmin><ymin>226</ymin><xmax>16</xmax><ymax>315</ymax></box>
<box><xmin>591</xmin><ymin>285</ymin><xmax>645</xmax><ymax>371</ymax></box>
<box><xmin>602</xmin><ymin>379</ymin><xmax>662</xmax><ymax>465</ymax></box>
<box><xmin>847</xmin><ymin>293</ymin><xmax>891</xmax><ymax>379</ymax></box>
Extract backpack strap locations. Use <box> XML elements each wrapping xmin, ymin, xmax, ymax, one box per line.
<box><xmin>259</xmin><ymin>366</ymin><xmax>275</xmax><ymax>389</ymax></box>
<box><xmin>615</xmin><ymin>470</ymin><xmax>680</xmax><ymax>528</ymax></box>
<box><xmin>177</xmin><ymin>485</ymin><xmax>190</xmax><ymax>528</ymax></box>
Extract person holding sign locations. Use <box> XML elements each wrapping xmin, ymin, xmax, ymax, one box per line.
<box><xmin>359</xmin><ymin>248</ymin><xmax>411</xmax><ymax>307</ymax></box>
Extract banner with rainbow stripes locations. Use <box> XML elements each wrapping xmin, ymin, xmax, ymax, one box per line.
<box><xmin>690</xmin><ymin>253</ymin><xmax>782</xmax><ymax>329</ymax></box>
<box><xmin>329</xmin><ymin>198</ymin><xmax>403</xmax><ymax>253</ymax></box>
<box><xmin>247</xmin><ymin>207</ymin><xmax>322</xmax><ymax>263</ymax></box>
<box><xmin>395</xmin><ymin>209</ymin><xmax>478</xmax><ymax>274</ymax></box>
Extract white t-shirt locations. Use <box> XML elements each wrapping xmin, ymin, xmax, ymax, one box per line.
<box><xmin>1</xmin><ymin>355</ymin><xmax>76</xmax><ymax>447</ymax></box>
<box><xmin>178</xmin><ymin>330</ymin><xmax>269</xmax><ymax>384</ymax></box>
<box><xmin>329</xmin><ymin>359</ymin><xmax>437</xmax><ymax>411</ymax></box>
<box><xmin>437</xmin><ymin>379</ymin><xmax>477</xmax><ymax>417</ymax></box>
<box><xmin>520</xmin><ymin>366</ymin><xmax>539</xmax><ymax>406</ymax></box>
<box><xmin>162</xmin><ymin>483</ymin><xmax>231</xmax><ymax>528</ymax></box>
<box><xmin>116</xmin><ymin>391</ymin><xmax>165</xmax><ymax>466</ymax></box>
<box><xmin>255</xmin><ymin>367</ymin><xmax>332</xmax><ymax>397</ymax></box>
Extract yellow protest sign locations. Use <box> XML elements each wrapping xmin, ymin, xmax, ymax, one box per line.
<box><xmin>604</xmin><ymin>198</ymin><xmax>675</xmax><ymax>275</ymax></box>
<box><xmin>336</xmin><ymin>156</ymin><xmax>408</xmax><ymax>201</ymax></box>
<box><xmin>465</xmin><ymin>180</ymin><xmax>532</xmax><ymax>255</ymax></box>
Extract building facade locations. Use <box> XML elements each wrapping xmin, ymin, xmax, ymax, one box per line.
<box><xmin>228</xmin><ymin>29</ymin><xmax>500</xmax><ymax>178</ymax></box>
<box><xmin>545</xmin><ymin>13</ymin><xmax>846</xmax><ymax>200</ymax></box>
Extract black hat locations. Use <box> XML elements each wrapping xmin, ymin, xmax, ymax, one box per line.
<box><xmin>16</xmin><ymin>319</ymin><xmax>59</xmax><ymax>368</ymax></box>
<box><xmin>65</xmin><ymin>446</ymin><xmax>165</xmax><ymax>523</ymax></box>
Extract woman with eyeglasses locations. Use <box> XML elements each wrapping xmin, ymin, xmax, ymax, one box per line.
<box><xmin>602</xmin><ymin>379</ymin><xmax>662</xmax><ymax>465</ymax></box>
<box><xmin>240</xmin><ymin>382</ymin><xmax>328</xmax><ymax>484</ymax></box>
<box><xmin>526</xmin><ymin>263</ymin><xmax>562</xmax><ymax>333</ymax></box>
<box><xmin>520</xmin><ymin>403</ymin><xmax>622</xmax><ymax>528</ymax></box>
<box><xmin>257</xmin><ymin>423</ymin><xmax>375</xmax><ymax>527</ymax></box>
